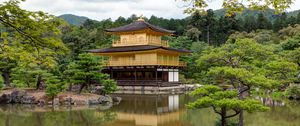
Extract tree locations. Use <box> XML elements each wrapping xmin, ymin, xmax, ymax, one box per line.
<box><xmin>46</xmin><ymin>75</ymin><xmax>65</xmax><ymax>104</ymax></box>
<box><xmin>65</xmin><ymin>53</ymin><xmax>110</xmax><ymax>94</ymax></box>
<box><xmin>273</xmin><ymin>13</ymin><xmax>288</xmax><ymax>31</ymax></box>
<box><xmin>101</xmin><ymin>79</ymin><xmax>117</xmax><ymax>95</ymax></box>
<box><xmin>0</xmin><ymin>32</ymin><xmax>18</xmax><ymax>87</ymax></box>
<box><xmin>287</xmin><ymin>16</ymin><xmax>297</xmax><ymax>25</ymax></box>
<box><xmin>188</xmin><ymin>85</ymin><xmax>268</xmax><ymax>126</ymax></box>
<box><xmin>188</xmin><ymin>10</ymin><xmax>219</xmax><ymax>45</ymax></box>
<box><xmin>0</xmin><ymin>0</ymin><xmax>68</xmax><ymax>88</ymax></box>
<box><xmin>256</xmin><ymin>13</ymin><xmax>272</xmax><ymax>29</ymax></box>
<box><xmin>195</xmin><ymin>38</ymin><xmax>298</xmax><ymax>125</ymax></box>
<box><xmin>281</xmin><ymin>33</ymin><xmax>300</xmax><ymax>50</ymax></box>
<box><xmin>185</xmin><ymin>27</ymin><xmax>201</xmax><ymax>41</ymax></box>
<box><xmin>181</xmin><ymin>0</ymin><xmax>293</xmax><ymax>14</ymax></box>
<box><xmin>297</xmin><ymin>12</ymin><xmax>300</xmax><ymax>24</ymax></box>
<box><xmin>0</xmin><ymin>75</ymin><xmax>3</xmax><ymax>89</ymax></box>
<box><xmin>243</xmin><ymin>15</ymin><xmax>257</xmax><ymax>32</ymax></box>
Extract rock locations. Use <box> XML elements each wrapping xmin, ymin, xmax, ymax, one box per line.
<box><xmin>88</xmin><ymin>99</ymin><xmax>100</xmax><ymax>105</ymax></box>
<box><xmin>37</xmin><ymin>99</ymin><xmax>46</xmax><ymax>106</ymax></box>
<box><xmin>97</xmin><ymin>103</ymin><xmax>113</xmax><ymax>110</ymax></box>
<box><xmin>21</xmin><ymin>95</ymin><xmax>35</xmax><ymax>104</ymax></box>
<box><xmin>63</xmin><ymin>96</ymin><xmax>74</xmax><ymax>106</ymax></box>
<box><xmin>10</xmin><ymin>90</ymin><xmax>27</xmax><ymax>103</ymax></box>
<box><xmin>0</xmin><ymin>94</ymin><xmax>11</xmax><ymax>104</ymax></box>
<box><xmin>98</xmin><ymin>96</ymin><xmax>112</xmax><ymax>104</ymax></box>
<box><xmin>47</xmin><ymin>101</ymin><xmax>53</xmax><ymax>105</ymax></box>
<box><xmin>112</xmin><ymin>97</ymin><xmax>122</xmax><ymax>103</ymax></box>
<box><xmin>53</xmin><ymin>98</ymin><xmax>60</xmax><ymax>106</ymax></box>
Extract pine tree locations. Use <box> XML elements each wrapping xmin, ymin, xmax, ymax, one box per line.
<box><xmin>65</xmin><ymin>53</ymin><xmax>116</xmax><ymax>94</ymax></box>
<box><xmin>256</xmin><ymin>13</ymin><xmax>272</xmax><ymax>29</ymax></box>
<box><xmin>296</xmin><ymin>12</ymin><xmax>300</xmax><ymax>24</ymax></box>
<box><xmin>243</xmin><ymin>15</ymin><xmax>257</xmax><ymax>32</ymax></box>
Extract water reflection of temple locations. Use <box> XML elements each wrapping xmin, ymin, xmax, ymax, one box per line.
<box><xmin>105</xmin><ymin>94</ymin><xmax>185</xmax><ymax>126</ymax></box>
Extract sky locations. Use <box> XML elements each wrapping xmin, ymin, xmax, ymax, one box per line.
<box><xmin>1</xmin><ymin>0</ymin><xmax>300</xmax><ymax>21</ymax></box>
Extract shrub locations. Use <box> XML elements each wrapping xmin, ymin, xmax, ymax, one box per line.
<box><xmin>101</xmin><ymin>79</ymin><xmax>117</xmax><ymax>95</ymax></box>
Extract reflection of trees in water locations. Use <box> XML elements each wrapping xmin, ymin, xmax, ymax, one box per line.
<box><xmin>244</xmin><ymin>100</ymin><xmax>300</xmax><ymax>126</ymax></box>
<box><xmin>0</xmin><ymin>105</ymin><xmax>117</xmax><ymax>126</ymax></box>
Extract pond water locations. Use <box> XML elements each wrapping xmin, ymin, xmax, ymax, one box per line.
<box><xmin>0</xmin><ymin>94</ymin><xmax>299</xmax><ymax>126</ymax></box>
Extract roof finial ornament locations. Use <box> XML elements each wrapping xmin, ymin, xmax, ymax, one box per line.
<box><xmin>137</xmin><ymin>15</ymin><xmax>145</xmax><ymax>21</ymax></box>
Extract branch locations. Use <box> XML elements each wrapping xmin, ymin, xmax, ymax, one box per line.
<box><xmin>238</xmin><ymin>80</ymin><xmax>250</xmax><ymax>96</ymax></box>
<box><xmin>225</xmin><ymin>109</ymin><xmax>240</xmax><ymax>118</ymax></box>
<box><xmin>212</xmin><ymin>105</ymin><xmax>222</xmax><ymax>115</ymax></box>
<box><xmin>0</xmin><ymin>17</ymin><xmax>41</xmax><ymax>54</ymax></box>
<box><xmin>239</xmin><ymin>86</ymin><xmax>250</xmax><ymax>95</ymax></box>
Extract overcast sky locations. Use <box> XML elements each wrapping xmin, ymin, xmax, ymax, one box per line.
<box><xmin>1</xmin><ymin>0</ymin><xmax>300</xmax><ymax>21</ymax></box>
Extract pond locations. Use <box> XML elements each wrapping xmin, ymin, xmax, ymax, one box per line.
<box><xmin>0</xmin><ymin>94</ymin><xmax>299</xmax><ymax>126</ymax></box>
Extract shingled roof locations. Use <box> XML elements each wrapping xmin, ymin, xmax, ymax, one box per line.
<box><xmin>89</xmin><ymin>45</ymin><xmax>191</xmax><ymax>53</ymax></box>
<box><xmin>105</xmin><ymin>20</ymin><xmax>175</xmax><ymax>34</ymax></box>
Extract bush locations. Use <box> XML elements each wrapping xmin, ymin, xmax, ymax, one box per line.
<box><xmin>46</xmin><ymin>76</ymin><xmax>65</xmax><ymax>100</ymax></box>
<box><xmin>101</xmin><ymin>79</ymin><xmax>117</xmax><ymax>95</ymax></box>
<box><xmin>271</xmin><ymin>91</ymin><xmax>285</xmax><ymax>99</ymax></box>
<box><xmin>285</xmin><ymin>85</ymin><xmax>300</xmax><ymax>99</ymax></box>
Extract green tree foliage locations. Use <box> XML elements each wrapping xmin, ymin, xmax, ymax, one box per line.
<box><xmin>273</xmin><ymin>13</ymin><xmax>289</xmax><ymax>31</ymax></box>
<box><xmin>281</xmin><ymin>33</ymin><xmax>300</xmax><ymax>50</ymax></box>
<box><xmin>101</xmin><ymin>79</ymin><xmax>117</xmax><ymax>95</ymax></box>
<box><xmin>256</xmin><ymin>13</ymin><xmax>272</xmax><ymax>29</ymax></box>
<box><xmin>0</xmin><ymin>32</ymin><xmax>18</xmax><ymax>87</ymax></box>
<box><xmin>0</xmin><ymin>76</ymin><xmax>3</xmax><ymax>89</ymax></box>
<box><xmin>65</xmin><ymin>53</ymin><xmax>114</xmax><ymax>94</ymax></box>
<box><xmin>46</xmin><ymin>75</ymin><xmax>66</xmax><ymax>101</ymax></box>
<box><xmin>188</xmin><ymin>85</ymin><xmax>268</xmax><ymax>126</ymax></box>
<box><xmin>228</xmin><ymin>30</ymin><xmax>279</xmax><ymax>44</ymax></box>
<box><xmin>0</xmin><ymin>0</ymin><xmax>68</xmax><ymax>88</ymax></box>
<box><xmin>285</xmin><ymin>85</ymin><xmax>300</xmax><ymax>99</ymax></box>
<box><xmin>297</xmin><ymin>12</ymin><xmax>300</xmax><ymax>24</ymax></box>
<box><xmin>181</xmin><ymin>0</ymin><xmax>293</xmax><ymax>14</ymax></box>
<box><xmin>243</xmin><ymin>15</ymin><xmax>257</xmax><ymax>32</ymax></box>
<box><xmin>188</xmin><ymin>10</ymin><xmax>242</xmax><ymax>46</ymax></box>
<box><xmin>193</xmin><ymin>38</ymin><xmax>297</xmax><ymax>125</ymax></box>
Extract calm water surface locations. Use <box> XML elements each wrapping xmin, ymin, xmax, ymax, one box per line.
<box><xmin>0</xmin><ymin>94</ymin><xmax>299</xmax><ymax>126</ymax></box>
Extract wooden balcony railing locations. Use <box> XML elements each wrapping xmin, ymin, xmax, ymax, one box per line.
<box><xmin>103</xmin><ymin>60</ymin><xmax>186</xmax><ymax>67</ymax></box>
<box><xmin>112</xmin><ymin>40</ymin><xmax>169</xmax><ymax>47</ymax></box>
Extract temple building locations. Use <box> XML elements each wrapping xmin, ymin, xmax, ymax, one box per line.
<box><xmin>89</xmin><ymin>18</ymin><xmax>191</xmax><ymax>86</ymax></box>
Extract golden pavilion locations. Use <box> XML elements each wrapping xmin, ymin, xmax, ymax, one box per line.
<box><xmin>89</xmin><ymin>18</ymin><xmax>191</xmax><ymax>86</ymax></box>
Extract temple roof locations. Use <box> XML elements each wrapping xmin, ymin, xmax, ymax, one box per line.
<box><xmin>105</xmin><ymin>20</ymin><xmax>175</xmax><ymax>34</ymax></box>
<box><xmin>89</xmin><ymin>45</ymin><xmax>191</xmax><ymax>53</ymax></box>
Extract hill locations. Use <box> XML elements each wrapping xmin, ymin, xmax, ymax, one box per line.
<box><xmin>58</xmin><ymin>14</ymin><xmax>89</xmax><ymax>26</ymax></box>
<box><xmin>214</xmin><ymin>8</ymin><xmax>299</xmax><ymax>21</ymax></box>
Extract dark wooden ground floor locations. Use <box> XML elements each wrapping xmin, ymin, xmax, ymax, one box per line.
<box><xmin>103</xmin><ymin>66</ymin><xmax>181</xmax><ymax>87</ymax></box>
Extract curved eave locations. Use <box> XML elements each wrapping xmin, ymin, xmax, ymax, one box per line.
<box><xmin>88</xmin><ymin>45</ymin><xmax>191</xmax><ymax>55</ymax></box>
<box><xmin>105</xmin><ymin>21</ymin><xmax>175</xmax><ymax>35</ymax></box>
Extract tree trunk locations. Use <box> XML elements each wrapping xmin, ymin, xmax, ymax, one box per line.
<box><xmin>36</xmin><ymin>75</ymin><xmax>42</xmax><ymax>90</ymax></box>
<box><xmin>239</xmin><ymin>110</ymin><xmax>244</xmax><ymax>126</ymax></box>
<box><xmin>221</xmin><ymin>107</ymin><xmax>227</xmax><ymax>126</ymax></box>
<box><xmin>68</xmin><ymin>84</ymin><xmax>73</xmax><ymax>91</ymax></box>
<box><xmin>78</xmin><ymin>84</ymin><xmax>85</xmax><ymax>94</ymax></box>
<box><xmin>207</xmin><ymin>25</ymin><xmax>210</xmax><ymax>45</ymax></box>
<box><xmin>238</xmin><ymin>85</ymin><xmax>246</xmax><ymax>126</ymax></box>
<box><xmin>2</xmin><ymin>71</ymin><xmax>11</xmax><ymax>87</ymax></box>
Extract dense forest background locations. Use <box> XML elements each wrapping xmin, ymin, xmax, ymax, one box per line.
<box><xmin>57</xmin><ymin>8</ymin><xmax>300</xmax><ymax>79</ymax></box>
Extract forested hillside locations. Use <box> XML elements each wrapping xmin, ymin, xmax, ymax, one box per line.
<box><xmin>58</xmin><ymin>14</ymin><xmax>89</xmax><ymax>26</ymax></box>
